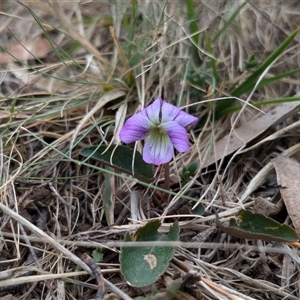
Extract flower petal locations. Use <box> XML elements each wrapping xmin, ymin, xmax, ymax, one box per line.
<box><xmin>160</xmin><ymin>101</ymin><xmax>182</xmax><ymax>122</ymax></box>
<box><xmin>143</xmin><ymin>131</ymin><xmax>174</xmax><ymax>165</ymax></box>
<box><xmin>143</xmin><ymin>97</ymin><xmax>162</xmax><ymax>125</ymax></box>
<box><xmin>119</xmin><ymin>112</ymin><xmax>151</xmax><ymax>144</ymax></box>
<box><xmin>174</xmin><ymin>110</ymin><xmax>198</xmax><ymax>127</ymax></box>
<box><xmin>161</xmin><ymin>101</ymin><xmax>198</xmax><ymax>127</ymax></box>
<box><xmin>164</xmin><ymin>121</ymin><xmax>190</xmax><ymax>152</ymax></box>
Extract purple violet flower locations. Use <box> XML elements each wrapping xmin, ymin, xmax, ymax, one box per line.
<box><xmin>119</xmin><ymin>97</ymin><xmax>198</xmax><ymax>165</ymax></box>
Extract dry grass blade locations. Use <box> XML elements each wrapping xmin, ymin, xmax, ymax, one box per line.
<box><xmin>0</xmin><ymin>202</ymin><xmax>132</xmax><ymax>299</ymax></box>
<box><xmin>202</xmin><ymin>101</ymin><xmax>300</xmax><ymax>168</ymax></box>
<box><xmin>2</xmin><ymin>0</ymin><xmax>300</xmax><ymax>299</ymax></box>
<box><xmin>0</xmin><ymin>202</ymin><xmax>93</xmax><ymax>275</ymax></box>
<box><xmin>240</xmin><ymin>143</ymin><xmax>300</xmax><ymax>202</ymax></box>
<box><xmin>69</xmin><ymin>89</ymin><xmax>126</xmax><ymax>155</ymax></box>
<box><xmin>50</xmin><ymin>0</ymin><xmax>109</xmax><ymax>66</ymax></box>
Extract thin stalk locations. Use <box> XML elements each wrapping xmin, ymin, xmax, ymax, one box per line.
<box><xmin>164</xmin><ymin>162</ymin><xmax>170</xmax><ymax>202</ymax></box>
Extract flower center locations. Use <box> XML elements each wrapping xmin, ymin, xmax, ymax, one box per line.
<box><xmin>150</xmin><ymin>125</ymin><xmax>166</xmax><ymax>137</ymax></box>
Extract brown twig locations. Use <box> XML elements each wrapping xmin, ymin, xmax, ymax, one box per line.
<box><xmin>81</xmin><ymin>253</ymin><xmax>105</xmax><ymax>300</ymax></box>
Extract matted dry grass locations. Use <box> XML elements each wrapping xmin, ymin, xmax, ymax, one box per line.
<box><xmin>1</xmin><ymin>1</ymin><xmax>300</xmax><ymax>299</ymax></box>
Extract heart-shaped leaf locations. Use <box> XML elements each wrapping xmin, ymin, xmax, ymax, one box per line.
<box><xmin>80</xmin><ymin>145</ymin><xmax>154</xmax><ymax>182</ymax></box>
<box><xmin>120</xmin><ymin>220</ymin><xmax>180</xmax><ymax>287</ymax></box>
<box><xmin>217</xmin><ymin>210</ymin><xmax>298</xmax><ymax>243</ymax></box>
<box><xmin>191</xmin><ymin>203</ymin><xmax>205</xmax><ymax>215</ymax></box>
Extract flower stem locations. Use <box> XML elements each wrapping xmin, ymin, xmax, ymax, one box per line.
<box><xmin>164</xmin><ymin>163</ymin><xmax>170</xmax><ymax>201</ymax></box>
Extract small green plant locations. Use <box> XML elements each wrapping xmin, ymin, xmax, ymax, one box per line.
<box><xmin>92</xmin><ymin>248</ymin><xmax>103</xmax><ymax>263</ymax></box>
<box><xmin>181</xmin><ymin>162</ymin><xmax>197</xmax><ymax>185</ymax></box>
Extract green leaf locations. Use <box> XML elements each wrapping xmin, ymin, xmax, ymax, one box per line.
<box><xmin>187</xmin><ymin>162</ymin><xmax>197</xmax><ymax>175</ymax></box>
<box><xmin>181</xmin><ymin>162</ymin><xmax>198</xmax><ymax>185</ymax></box>
<box><xmin>191</xmin><ymin>203</ymin><xmax>205</xmax><ymax>216</ymax></box>
<box><xmin>120</xmin><ymin>220</ymin><xmax>180</xmax><ymax>287</ymax></box>
<box><xmin>245</xmin><ymin>54</ymin><xmax>259</xmax><ymax>70</ymax></box>
<box><xmin>92</xmin><ymin>249</ymin><xmax>103</xmax><ymax>263</ymax></box>
<box><xmin>165</xmin><ymin>278</ymin><xmax>182</xmax><ymax>295</ymax></box>
<box><xmin>80</xmin><ymin>145</ymin><xmax>154</xmax><ymax>182</ymax></box>
<box><xmin>217</xmin><ymin>210</ymin><xmax>298</xmax><ymax>243</ymax></box>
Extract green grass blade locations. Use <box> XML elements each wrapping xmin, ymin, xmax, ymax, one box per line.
<box><xmin>205</xmin><ymin>32</ymin><xmax>219</xmax><ymax>85</ymax></box>
<box><xmin>256</xmin><ymin>68</ymin><xmax>300</xmax><ymax>89</ymax></box>
<box><xmin>212</xmin><ymin>1</ymin><xmax>248</xmax><ymax>43</ymax></box>
<box><xmin>185</xmin><ymin>0</ymin><xmax>202</xmax><ymax>63</ymax></box>
<box><xmin>215</xmin><ymin>26</ymin><xmax>300</xmax><ymax>116</ymax></box>
<box><xmin>232</xmin><ymin>27</ymin><xmax>300</xmax><ymax>97</ymax></box>
<box><xmin>219</xmin><ymin>95</ymin><xmax>300</xmax><ymax>116</ymax></box>
<box><xmin>18</xmin><ymin>2</ymin><xmax>82</xmax><ymax>70</ymax></box>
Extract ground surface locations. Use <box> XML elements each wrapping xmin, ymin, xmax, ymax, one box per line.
<box><xmin>1</xmin><ymin>1</ymin><xmax>300</xmax><ymax>299</ymax></box>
